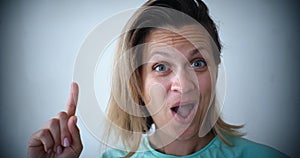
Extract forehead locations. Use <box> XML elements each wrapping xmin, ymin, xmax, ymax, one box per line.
<box><xmin>145</xmin><ymin>25</ymin><xmax>211</xmax><ymax>49</ymax></box>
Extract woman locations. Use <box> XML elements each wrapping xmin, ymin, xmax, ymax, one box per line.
<box><xmin>28</xmin><ymin>0</ymin><xmax>288</xmax><ymax>157</ymax></box>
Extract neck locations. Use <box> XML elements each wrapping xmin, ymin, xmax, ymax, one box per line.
<box><xmin>148</xmin><ymin>131</ymin><xmax>215</xmax><ymax>156</ymax></box>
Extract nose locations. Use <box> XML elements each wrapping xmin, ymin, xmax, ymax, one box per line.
<box><xmin>170</xmin><ymin>68</ymin><xmax>197</xmax><ymax>94</ymax></box>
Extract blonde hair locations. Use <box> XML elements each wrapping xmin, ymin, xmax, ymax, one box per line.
<box><xmin>105</xmin><ymin>0</ymin><xmax>243</xmax><ymax>156</ymax></box>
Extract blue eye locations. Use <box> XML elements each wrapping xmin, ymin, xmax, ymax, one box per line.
<box><xmin>154</xmin><ymin>64</ymin><xmax>169</xmax><ymax>72</ymax></box>
<box><xmin>191</xmin><ymin>59</ymin><xmax>207</xmax><ymax>68</ymax></box>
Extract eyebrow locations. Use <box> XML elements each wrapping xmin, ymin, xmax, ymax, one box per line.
<box><xmin>186</xmin><ymin>47</ymin><xmax>205</xmax><ymax>59</ymax></box>
<box><xmin>146</xmin><ymin>47</ymin><xmax>204</xmax><ymax>61</ymax></box>
<box><xmin>190</xmin><ymin>47</ymin><xmax>203</xmax><ymax>57</ymax></box>
<box><xmin>147</xmin><ymin>51</ymin><xmax>172</xmax><ymax>60</ymax></box>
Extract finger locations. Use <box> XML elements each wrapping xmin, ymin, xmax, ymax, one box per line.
<box><xmin>68</xmin><ymin>116</ymin><xmax>83</xmax><ymax>154</ymax></box>
<box><xmin>29</xmin><ymin>129</ymin><xmax>54</xmax><ymax>153</ymax></box>
<box><xmin>56</xmin><ymin>112</ymin><xmax>71</xmax><ymax>148</ymax></box>
<box><xmin>46</xmin><ymin>118</ymin><xmax>62</xmax><ymax>153</ymax></box>
<box><xmin>66</xmin><ymin>82</ymin><xmax>79</xmax><ymax>116</ymax></box>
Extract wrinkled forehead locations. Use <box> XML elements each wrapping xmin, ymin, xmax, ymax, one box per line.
<box><xmin>144</xmin><ymin>25</ymin><xmax>214</xmax><ymax>58</ymax></box>
<box><xmin>147</xmin><ymin>25</ymin><xmax>210</xmax><ymax>45</ymax></box>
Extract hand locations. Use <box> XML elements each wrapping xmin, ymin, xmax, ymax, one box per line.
<box><xmin>28</xmin><ymin>82</ymin><xmax>83</xmax><ymax>158</ymax></box>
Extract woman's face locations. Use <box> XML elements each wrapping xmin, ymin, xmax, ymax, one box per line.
<box><xmin>141</xmin><ymin>25</ymin><xmax>217</xmax><ymax>140</ymax></box>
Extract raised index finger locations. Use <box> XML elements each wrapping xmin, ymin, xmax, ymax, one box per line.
<box><xmin>66</xmin><ymin>82</ymin><xmax>79</xmax><ymax>116</ymax></box>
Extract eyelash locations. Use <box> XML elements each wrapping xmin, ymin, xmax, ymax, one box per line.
<box><xmin>153</xmin><ymin>63</ymin><xmax>170</xmax><ymax>73</ymax></box>
<box><xmin>152</xmin><ymin>58</ymin><xmax>207</xmax><ymax>73</ymax></box>
<box><xmin>191</xmin><ymin>59</ymin><xmax>207</xmax><ymax>69</ymax></box>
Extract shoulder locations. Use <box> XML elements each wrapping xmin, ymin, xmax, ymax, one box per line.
<box><xmin>224</xmin><ymin>135</ymin><xmax>289</xmax><ymax>158</ymax></box>
<box><xmin>99</xmin><ymin>135</ymin><xmax>289</xmax><ymax>158</ymax></box>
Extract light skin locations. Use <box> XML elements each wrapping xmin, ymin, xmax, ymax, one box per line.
<box><xmin>28</xmin><ymin>82</ymin><xmax>83</xmax><ymax>158</ymax></box>
<box><xmin>141</xmin><ymin>25</ymin><xmax>216</xmax><ymax>156</ymax></box>
<box><xmin>28</xmin><ymin>25</ymin><xmax>217</xmax><ymax>157</ymax></box>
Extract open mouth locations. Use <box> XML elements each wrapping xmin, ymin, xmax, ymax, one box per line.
<box><xmin>170</xmin><ymin>104</ymin><xmax>195</xmax><ymax>119</ymax></box>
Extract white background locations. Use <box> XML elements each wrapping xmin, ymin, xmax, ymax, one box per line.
<box><xmin>0</xmin><ymin>0</ymin><xmax>299</xmax><ymax>157</ymax></box>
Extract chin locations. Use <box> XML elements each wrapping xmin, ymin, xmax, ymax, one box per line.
<box><xmin>169</xmin><ymin>123</ymin><xmax>200</xmax><ymax>141</ymax></box>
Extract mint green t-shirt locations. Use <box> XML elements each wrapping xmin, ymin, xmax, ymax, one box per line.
<box><xmin>101</xmin><ymin>135</ymin><xmax>288</xmax><ymax>158</ymax></box>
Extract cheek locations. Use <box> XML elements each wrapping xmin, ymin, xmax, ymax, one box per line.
<box><xmin>142</xmin><ymin>78</ymin><xmax>168</xmax><ymax>114</ymax></box>
<box><xmin>142</xmin><ymin>76</ymin><xmax>169</xmax><ymax>103</ymax></box>
<box><xmin>197</xmin><ymin>73</ymin><xmax>212</xmax><ymax>95</ymax></box>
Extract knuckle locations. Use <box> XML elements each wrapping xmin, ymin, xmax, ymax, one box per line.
<box><xmin>79</xmin><ymin>145</ymin><xmax>83</xmax><ymax>153</ymax></box>
<box><xmin>75</xmin><ymin>143</ymin><xmax>83</xmax><ymax>154</ymax></box>
<box><xmin>57</xmin><ymin>111</ymin><xmax>68</xmax><ymax>119</ymax></box>
<box><xmin>48</xmin><ymin>118</ymin><xmax>59</xmax><ymax>129</ymax></box>
<box><xmin>80</xmin><ymin>142</ymin><xmax>83</xmax><ymax>149</ymax></box>
<box><xmin>77</xmin><ymin>127</ymin><xmax>80</xmax><ymax>134</ymax></box>
<box><xmin>38</xmin><ymin>129</ymin><xmax>50</xmax><ymax>138</ymax></box>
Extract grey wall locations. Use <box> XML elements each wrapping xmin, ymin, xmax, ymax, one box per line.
<box><xmin>0</xmin><ymin>0</ymin><xmax>299</xmax><ymax>157</ymax></box>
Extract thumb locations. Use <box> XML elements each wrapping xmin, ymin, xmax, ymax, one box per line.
<box><xmin>67</xmin><ymin>116</ymin><xmax>83</xmax><ymax>153</ymax></box>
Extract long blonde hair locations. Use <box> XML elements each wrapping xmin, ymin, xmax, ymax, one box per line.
<box><xmin>105</xmin><ymin>0</ymin><xmax>243</xmax><ymax>156</ymax></box>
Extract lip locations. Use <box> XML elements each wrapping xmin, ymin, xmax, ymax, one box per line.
<box><xmin>169</xmin><ymin>101</ymin><xmax>198</xmax><ymax>123</ymax></box>
<box><xmin>170</xmin><ymin>101</ymin><xmax>197</xmax><ymax>108</ymax></box>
